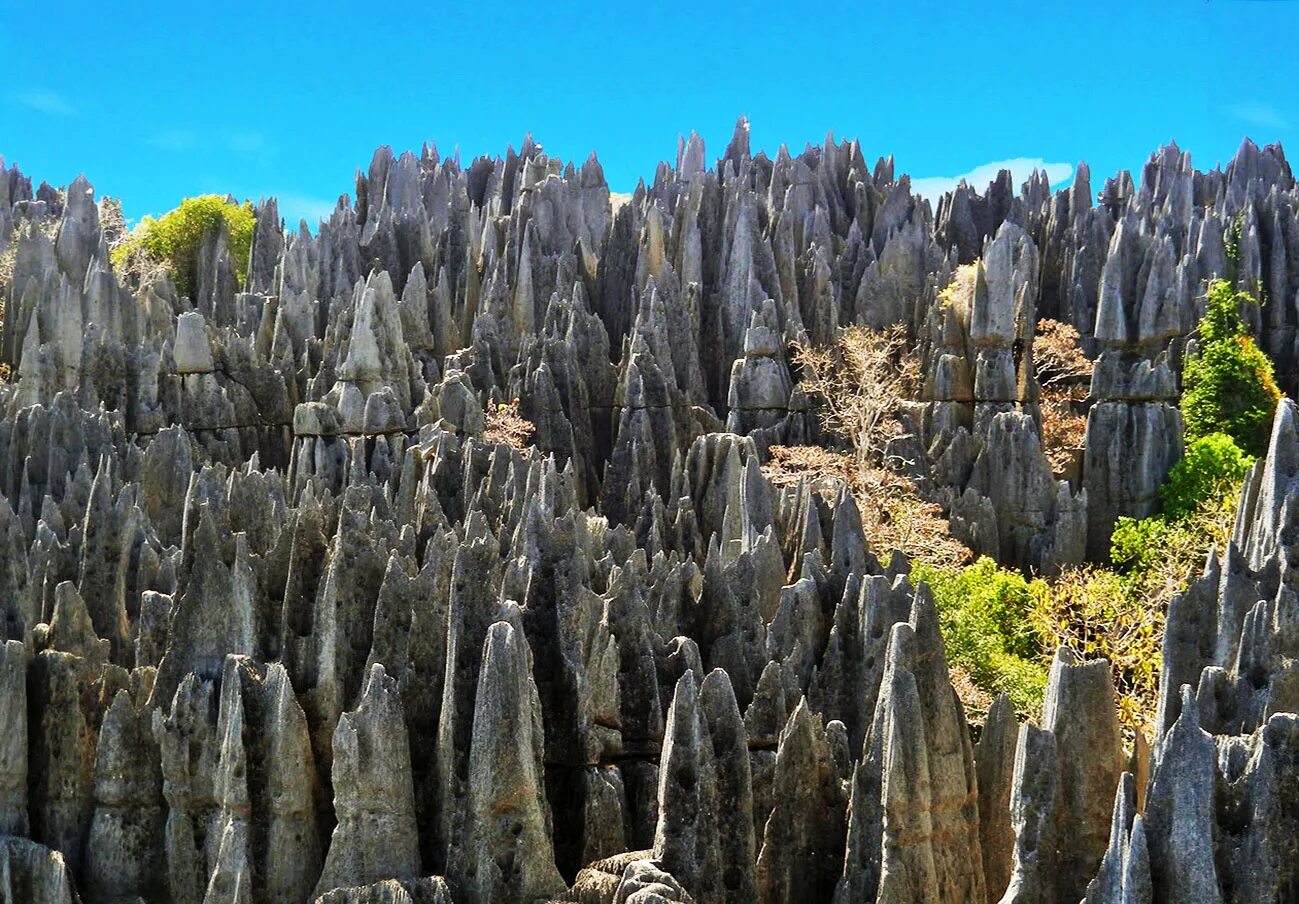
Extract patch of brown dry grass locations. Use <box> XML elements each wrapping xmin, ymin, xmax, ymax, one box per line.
<box><xmin>949</xmin><ymin>664</ymin><xmax>995</xmax><ymax>725</ymax></box>
<box><xmin>484</xmin><ymin>399</ymin><xmax>535</xmax><ymax>450</ymax></box>
<box><xmin>1034</xmin><ymin>319</ymin><xmax>1093</xmax><ymax>479</ymax></box>
<box><xmin>764</xmin><ymin>445</ymin><xmax>973</xmax><ymax>569</ymax></box>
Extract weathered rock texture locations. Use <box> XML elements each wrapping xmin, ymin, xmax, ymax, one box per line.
<box><xmin>0</xmin><ymin>130</ymin><xmax>1296</xmax><ymax>901</ymax></box>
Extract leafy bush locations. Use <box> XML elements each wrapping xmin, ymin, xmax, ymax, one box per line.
<box><xmin>1158</xmin><ymin>432</ymin><xmax>1254</xmax><ymax>520</ymax></box>
<box><xmin>1086</xmin><ymin>474</ymin><xmax>1242</xmax><ymax>734</ymax></box>
<box><xmin>111</xmin><ymin>194</ymin><xmax>254</xmax><ymax>299</ymax></box>
<box><xmin>912</xmin><ymin>469</ymin><xmax>1242</xmax><ymax>736</ymax></box>
<box><xmin>1181</xmin><ymin>279</ymin><xmax>1281</xmax><ymax>457</ymax></box>
<box><xmin>1028</xmin><ymin>566</ymin><xmax>1163</xmax><ymax>733</ymax></box>
<box><xmin>911</xmin><ymin>557</ymin><xmax>1048</xmax><ymax>719</ymax></box>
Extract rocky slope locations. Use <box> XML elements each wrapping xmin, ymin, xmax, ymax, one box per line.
<box><xmin>0</xmin><ymin>124</ymin><xmax>1296</xmax><ymax>902</ymax></box>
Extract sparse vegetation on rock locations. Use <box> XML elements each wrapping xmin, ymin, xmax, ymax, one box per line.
<box><xmin>110</xmin><ymin>193</ymin><xmax>255</xmax><ymax>297</ymax></box>
<box><xmin>2</xmin><ymin>131</ymin><xmax>1299</xmax><ymax>902</ymax></box>
<box><xmin>1181</xmin><ymin>278</ymin><xmax>1281</xmax><ymax>457</ymax></box>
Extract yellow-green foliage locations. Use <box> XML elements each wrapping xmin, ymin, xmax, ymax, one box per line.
<box><xmin>937</xmin><ymin>261</ymin><xmax>979</xmax><ymax>311</ymax></box>
<box><xmin>1182</xmin><ymin>279</ymin><xmax>1282</xmax><ymax>457</ymax></box>
<box><xmin>910</xmin><ymin>557</ymin><xmax>1048</xmax><ymax>720</ymax></box>
<box><xmin>111</xmin><ymin>195</ymin><xmax>254</xmax><ymax>298</ymax></box>
<box><xmin>1157</xmin><ymin>432</ymin><xmax>1254</xmax><ymax>521</ymax></box>
<box><xmin>912</xmin><ymin>475</ymin><xmax>1239</xmax><ymax>736</ymax></box>
<box><xmin>1044</xmin><ymin>482</ymin><xmax>1240</xmax><ymax>735</ymax></box>
<box><xmin>1029</xmin><ymin>566</ymin><xmax>1162</xmax><ymax>734</ymax></box>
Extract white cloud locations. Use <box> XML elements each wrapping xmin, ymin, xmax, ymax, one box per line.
<box><xmin>910</xmin><ymin>158</ymin><xmax>1074</xmax><ymax>201</ymax></box>
<box><xmin>1229</xmin><ymin>102</ymin><xmax>1290</xmax><ymax>131</ymax></box>
<box><xmin>13</xmin><ymin>89</ymin><xmax>76</xmax><ymax>117</ymax></box>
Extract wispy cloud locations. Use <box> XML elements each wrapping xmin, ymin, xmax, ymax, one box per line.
<box><xmin>147</xmin><ymin>128</ymin><xmax>275</xmax><ymax>159</ymax></box>
<box><xmin>13</xmin><ymin>89</ymin><xmax>76</xmax><ymax>117</ymax></box>
<box><xmin>270</xmin><ymin>192</ymin><xmax>338</xmax><ymax>227</ymax></box>
<box><xmin>1229</xmin><ymin>102</ymin><xmax>1290</xmax><ymax>131</ymax></box>
<box><xmin>910</xmin><ymin>158</ymin><xmax>1074</xmax><ymax>200</ymax></box>
<box><xmin>148</xmin><ymin>129</ymin><xmax>199</xmax><ymax>152</ymax></box>
<box><xmin>225</xmin><ymin>130</ymin><xmax>268</xmax><ymax>155</ymax></box>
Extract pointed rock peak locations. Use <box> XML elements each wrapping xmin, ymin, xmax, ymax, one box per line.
<box><xmin>725</xmin><ymin>116</ymin><xmax>751</xmax><ymax>166</ymax></box>
<box><xmin>1042</xmin><ymin>645</ymin><xmax>1118</xmax><ymax>734</ymax></box>
<box><xmin>782</xmin><ymin>695</ymin><xmax>816</xmax><ymax>746</ymax></box>
<box><xmin>885</xmin><ymin>548</ymin><xmax>911</xmax><ymax>581</ymax></box>
<box><xmin>830</xmin><ymin>488</ymin><xmax>872</xmax><ymax>577</ymax></box>
<box><xmin>1175</xmin><ymin>684</ymin><xmax>1202</xmax><ymax>733</ymax></box>
<box><xmin>884</xmin><ymin>620</ymin><xmax>919</xmax><ymax>675</ymax></box>
<box><xmin>906</xmin><ymin>582</ymin><xmax>945</xmax><ymax>656</ymax></box>
<box><xmin>358</xmin><ymin>661</ymin><xmax>398</xmax><ymax>708</ymax></box>
<box><xmin>48</xmin><ymin>580</ymin><xmax>105</xmax><ymax>659</ymax></box>
<box><xmin>404</xmin><ymin>260</ymin><xmax>427</xmax><ymax>296</ymax></box>
<box><xmin>746</xmin><ymin>660</ymin><xmax>791</xmax><ymax>742</ymax></box>
<box><xmin>679</xmin><ymin>131</ymin><xmax>707</xmax><ymax>180</ymax></box>
<box><xmin>667</xmin><ymin>668</ymin><xmax>702</xmax><ymax>721</ymax></box>
<box><xmin>699</xmin><ymin>667</ymin><xmax>742</xmax><ymax>729</ymax></box>
<box><xmin>1112</xmin><ymin>770</ymin><xmax>1138</xmax><ymax>835</ymax></box>
<box><xmin>743</xmin><ymin>298</ymin><xmax>782</xmax><ymax>356</ymax></box>
<box><xmin>1264</xmin><ymin>397</ymin><xmax>1299</xmax><ymax>480</ymax></box>
<box><xmin>984</xmin><ymin>692</ymin><xmax>1016</xmax><ymax>736</ymax></box>
<box><xmin>461</xmin><ymin>618</ymin><xmax>565</xmax><ymax>902</ymax></box>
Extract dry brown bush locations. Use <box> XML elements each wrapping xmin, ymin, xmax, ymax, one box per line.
<box><xmin>484</xmin><ymin>399</ymin><xmax>535</xmax><ymax>450</ymax></box>
<box><xmin>787</xmin><ymin>325</ymin><xmax>972</xmax><ymax>567</ymax></box>
<box><xmin>764</xmin><ymin>445</ymin><xmax>973</xmax><ymax>569</ymax></box>
<box><xmin>792</xmin><ymin>324</ymin><xmax>921</xmax><ymax>473</ymax></box>
<box><xmin>1040</xmin><ymin>397</ymin><xmax>1087</xmax><ymax>477</ymax></box>
<box><xmin>949</xmin><ymin>664</ymin><xmax>995</xmax><ymax>725</ymax></box>
<box><xmin>1034</xmin><ymin>319</ymin><xmax>1093</xmax><ymax>478</ymax></box>
<box><xmin>1034</xmin><ymin>318</ymin><xmax>1093</xmax><ymax>390</ymax></box>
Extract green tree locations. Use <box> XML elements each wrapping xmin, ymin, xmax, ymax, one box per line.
<box><xmin>1158</xmin><ymin>432</ymin><xmax>1254</xmax><ymax>520</ymax></box>
<box><xmin>111</xmin><ymin>194</ymin><xmax>254</xmax><ymax>299</ymax></box>
<box><xmin>910</xmin><ymin>557</ymin><xmax>1048</xmax><ymax>718</ymax></box>
<box><xmin>1181</xmin><ymin>279</ymin><xmax>1281</xmax><ymax>457</ymax></box>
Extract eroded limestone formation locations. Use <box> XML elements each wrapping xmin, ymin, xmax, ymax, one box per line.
<box><xmin>0</xmin><ymin>130</ymin><xmax>1297</xmax><ymax>901</ymax></box>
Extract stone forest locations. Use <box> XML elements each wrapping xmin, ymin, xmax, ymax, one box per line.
<box><xmin>1</xmin><ymin>119</ymin><xmax>1298</xmax><ymax>903</ymax></box>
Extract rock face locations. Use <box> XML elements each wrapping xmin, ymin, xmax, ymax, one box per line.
<box><xmin>0</xmin><ymin>131</ymin><xmax>1296</xmax><ymax>901</ymax></box>
<box><xmin>315</xmin><ymin>664</ymin><xmax>421</xmax><ymax>898</ymax></box>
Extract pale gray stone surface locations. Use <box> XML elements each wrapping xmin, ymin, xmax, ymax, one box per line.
<box><xmin>0</xmin><ymin>131</ymin><xmax>1296</xmax><ymax>901</ymax></box>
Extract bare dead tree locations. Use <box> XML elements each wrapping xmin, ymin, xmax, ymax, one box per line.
<box><xmin>792</xmin><ymin>324</ymin><xmax>922</xmax><ymax>473</ymax></box>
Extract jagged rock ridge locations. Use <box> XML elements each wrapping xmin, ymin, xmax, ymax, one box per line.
<box><xmin>0</xmin><ymin>125</ymin><xmax>1297</xmax><ymax>901</ymax></box>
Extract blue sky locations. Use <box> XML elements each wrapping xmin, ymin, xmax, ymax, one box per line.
<box><xmin>2</xmin><ymin>0</ymin><xmax>1296</xmax><ymax>226</ymax></box>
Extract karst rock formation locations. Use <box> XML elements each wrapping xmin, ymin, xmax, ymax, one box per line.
<box><xmin>1</xmin><ymin>120</ymin><xmax>1298</xmax><ymax>902</ymax></box>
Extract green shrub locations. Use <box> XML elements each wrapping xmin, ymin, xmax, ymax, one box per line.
<box><xmin>1159</xmin><ymin>432</ymin><xmax>1254</xmax><ymax>520</ymax></box>
<box><xmin>111</xmin><ymin>194</ymin><xmax>254</xmax><ymax>299</ymax></box>
<box><xmin>1109</xmin><ymin>514</ymin><xmax>1175</xmax><ymax>572</ymax></box>
<box><xmin>1028</xmin><ymin>565</ymin><xmax>1162</xmax><ymax>733</ymax></box>
<box><xmin>1181</xmin><ymin>279</ymin><xmax>1281</xmax><ymax>457</ymax></box>
<box><xmin>911</xmin><ymin>557</ymin><xmax>1048</xmax><ymax>718</ymax></box>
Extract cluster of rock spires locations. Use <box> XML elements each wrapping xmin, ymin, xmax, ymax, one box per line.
<box><xmin>0</xmin><ymin>122</ymin><xmax>1296</xmax><ymax>902</ymax></box>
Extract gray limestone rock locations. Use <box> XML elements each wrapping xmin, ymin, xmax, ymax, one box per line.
<box><xmin>1041</xmin><ymin>647</ymin><xmax>1124</xmax><ymax>902</ymax></box>
<box><xmin>314</xmin><ymin>664</ymin><xmax>421</xmax><ymax>899</ymax></box>
<box><xmin>754</xmin><ymin>698</ymin><xmax>846</xmax><ymax>904</ymax></box>
<box><xmin>0</xmin><ymin>639</ymin><xmax>28</xmax><ymax>836</ymax></box>
<box><xmin>2</xmin><ymin>131</ymin><xmax>1299</xmax><ymax>904</ymax></box>
<box><xmin>652</xmin><ymin>670</ymin><xmax>721</xmax><ymax>903</ymax></box>
<box><xmin>997</xmin><ymin>724</ymin><xmax>1059</xmax><ymax>904</ymax></box>
<box><xmin>456</xmin><ymin>620</ymin><xmax>565</xmax><ymax>903</ymax></box>
<box><xmin>976</xmin><ymin>694</ymin><xmax>1018</xmax><ymax>900</ymax></box>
